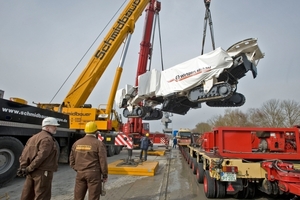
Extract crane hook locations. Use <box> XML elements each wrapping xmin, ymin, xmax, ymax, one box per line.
<box><xmin>204</xmin><ymin>0</ymin><xmax>211</xmax><ymax>8</ymax></box>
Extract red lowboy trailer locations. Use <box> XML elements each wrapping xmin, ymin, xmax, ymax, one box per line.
<box><xmin>179</xmin><ymin>126</ymin><xmax>300</xmax><ymax>199</ymax></box>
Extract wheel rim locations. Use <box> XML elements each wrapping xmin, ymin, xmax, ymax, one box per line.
<box><xmin>0</xmin><ymin>148</ymin><xmax>14</xmax><ymax>174</ymax></box>
<box><xmin>203</xmin><ymin>175</ymin><xmax>208</xmax><ymax>193</ymax></box>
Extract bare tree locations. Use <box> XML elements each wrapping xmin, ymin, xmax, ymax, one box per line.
<box><xmin>281</xmin><ymin>100</ymin><xmax>300</xmax><ymax>127</ymax></box>
<box><xmin>193</xmin><ymin>122</ymin><xmax>211</xmax><ymax>133</ymax></box>
<box><xmin>208</xmin><ymin>109</ymin><xmax>252</xmax><ymax>127</ymax></box>
<box><xmin>248</xmin><ymin>99</ymin><xmax>294</xmax><ymax>127</ymax></box>
<box><xmin>248</xmin><ymin>108</ymin><xmax>264</xmax><ymax>127</ymax></box>
<box><xmin>194</xmin><ymin>99</ymin><xmax>300</xmax><ymax>129</ymax></box>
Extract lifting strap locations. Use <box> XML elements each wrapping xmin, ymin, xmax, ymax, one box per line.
<box><xmin>201</xmin><ymin>0</ymin><xmax>216</xmax><ymax>55</ymax></box>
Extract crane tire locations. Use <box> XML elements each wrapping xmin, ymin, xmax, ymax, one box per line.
<box><xmin>0</xmin><ymin>136</ymin><xmax>24</xmax><ymax>187</ymax></box>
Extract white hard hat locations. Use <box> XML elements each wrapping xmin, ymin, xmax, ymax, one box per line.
<box><xmin>42</xmin><ymin>117</ymin><xmax>60</xmax><ymax>127</ymax></box>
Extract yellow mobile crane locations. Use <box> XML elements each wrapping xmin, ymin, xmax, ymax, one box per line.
<box><xmin>38</xmin><ymin>0</ymin><xmax>150</xmax><ymax>131</ymax></box>
<box><xmin>0</xmin><ymin>0</ymin><xmax>154</xmax><ymax>187</ymax></box>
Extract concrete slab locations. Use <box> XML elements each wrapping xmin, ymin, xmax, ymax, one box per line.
<box><xmin>108</xmin><ymin>160</ymin><xmax>159</xmax><ymax>176</ymax></box>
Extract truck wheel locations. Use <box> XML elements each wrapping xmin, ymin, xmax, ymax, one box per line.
<box><xmin>216</xmin><ymin>180</ymin><xmax>226</xmax><ymax>198</ymax></box>
<box><xmin>55</xmin><ymin>140</ymin><xmax>61</xmax><ymax>163</ymax></box>
<box><xmin>0</xmin><ymin>137</ymin><xmax>24</xmax><ymax>187</ymax></box>
<box><xmin>107</xmin><ymin>145</ymin><xmax>115</xmax><ymax>157</ymax></box>
<box><xmin>244</xmin><ymin>182</ymin><xmax>256</xmax><ymax>199</ymax></box>
<box><xmin>186</xmin><ymin>154</ymin><xmax>190</xmax><ymax>164</ymax></box>
<box><xmin>233</xmin><ymin>188</ymin><xmax>245</xmax><ymax>199</ymax></box>
<box><xmin>203</xmin><ymin>170</ymin><xmax>216</xmax><ymax>198</ymax></box>
<box><xmin>114</xmin><ymin>146</ymin><xmax>121</xmax><ymax>155</ymax></box>
<box><xmin>189</xmin><ymin>156</ymin><xmax>193</xmax><ymax>168</ymax></box>
<box><xmin>196</xmin><ymin>162</ymin><xmax>205</xmax><ymax>183</ymax></box>
<box><xmin>192</xmin><ymin>158</ymin><xmax>197</xmax><ymax>174</ymax></box>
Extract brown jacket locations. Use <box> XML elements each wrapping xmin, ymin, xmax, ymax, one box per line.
<box><xmin>69</xmin><ymin>135</ymin><xmax>108</xmax><ymax>176</ymax></box>
<box><xmin>19</xmin><ymin>130</ymin><xmax>58</xmax><ymax>172</ymax></box>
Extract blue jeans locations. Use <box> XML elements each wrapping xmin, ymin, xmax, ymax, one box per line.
<box><xmin>140</xmin><ymin>149</ymin><xmax>148</xmax><ymax>161</ymax></box>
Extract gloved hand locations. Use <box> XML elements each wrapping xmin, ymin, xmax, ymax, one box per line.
<box><xmin>102</xmin><ymin>174</ymin><xmax>108</xmax><ymax>182</ymax></box>
<box><xmin>16</xmin><ymin>168</ymin><xmax>29</xmax><ymax>177</ymax></box>
<box><xmin>16</xmin><ymin>168</ymin><xmax>23</xmax><ymax>177</ymax></box>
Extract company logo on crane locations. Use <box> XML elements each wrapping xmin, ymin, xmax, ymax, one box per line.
<box><xmin>95</xmin><ymin>0</ymin><xmax>141</xmax><ymax>60</ymax></box>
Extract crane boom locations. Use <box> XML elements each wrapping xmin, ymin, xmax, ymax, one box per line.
<box><xmin>37</xmin><ymin>0</ymin><xmax>153</xmax><ymax>131</ymax></box>
<box><xmin>63</xmin><ymin>0</ymin><xmax>150</xmax><ymax>108</ymax></box>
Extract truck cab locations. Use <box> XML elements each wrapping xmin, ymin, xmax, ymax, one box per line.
<box><xmin>176</xmin><ymin>128</ymin><xmax>192</xmax><ymax>146</ymax></box>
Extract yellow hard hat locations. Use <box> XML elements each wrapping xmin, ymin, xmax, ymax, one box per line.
<box><xmin>84</xmin><ymin>121</ymin><xmax>97</xmax><ymax>134</ymax></box>
<box><xmin>146</xmin><ymin>133</ymin><xmax>149</xmax><ymax>137</ymax></box>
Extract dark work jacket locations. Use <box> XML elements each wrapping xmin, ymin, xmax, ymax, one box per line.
<box><xmin>19</xmin><ymin>130</ymin><xmax>58</xmax><ymax>172</ymax></box>
<box><xmin>140</xmin><ymin>136</ymin><xmax>151</xmax><ymax>150</ymax></box>
<box><xmin>69</xmin><ymin>135</ymin><xmax>108</xmax><ymax>176</ymax></box>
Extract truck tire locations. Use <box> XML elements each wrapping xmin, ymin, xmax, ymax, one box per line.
<box><xmin>0</xmin><ymin>136</ymin><xmax>24</xmax><ymax>187</ymax></box>
<box><xmin>107</xmin><ymin>145</ymin><xmax>115</xmax><ymax>157</ymax></box>
<box><xmin>196</xmin><ymin>162</ymin><xmax>205</xmax><ymax>183</ymax></box>
<box><xmin>192</xmin><ymin>158</ymin><xmax>197</xmax><ymax>174</ymax></box>
<box><xmin>189</xmin><ymin>156</ymin><xmax>193</xmax><ymax>169</ymax></box>
<box><xmin>55</xmin><ymin>140</ymin><xmax>63</xmax><ymax>163</ymax></box>
<box><xmin>114</xmin><ymin>146</ymin><xmax>121</xmax><ymax>155</ymax></box>
<box><xmin>203</xmin><ymin>170</ymin><xmax>216</xmax><ymax>198</ymax></box>
<box><xmin>216</xmin><ymin>180</ymin><xmax>226</xmax><ymax>198</ymax></box>
<box><xmin>247</xmin><ymin>182</ymin><xmax>256</xmax><ymax>199</ymax></box>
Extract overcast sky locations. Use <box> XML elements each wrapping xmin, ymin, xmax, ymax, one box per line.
<box><xmin>1</xmin><ymin>1</ymin><xmax>299</xmax><ymax>132</ymax></box>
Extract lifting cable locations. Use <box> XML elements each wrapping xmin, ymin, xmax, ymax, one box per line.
<box><xmin>201</xmin><ymin>0</ymin><xmax>216</xmax><ymax>55</ymax></box>
<box><xmin>148</xmin><ymin>6</ymin><xmax>165</xmax><ymax>72</ymax></box>
<box><xmin>49</xmin><ymin>0</ymin><xmax>127</xmax><ymax>103</ymax></box>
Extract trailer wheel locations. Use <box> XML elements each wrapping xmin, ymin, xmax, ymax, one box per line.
<box><xmin>183</xmin><ymin>151</ymin><xmax>187</xmax><ymax>161</ymax></box>
<box><xmin>203</xmin><ymin>170</ymin><xmax>216</xmax><ymax>198</ymax></box>
<box><xmin>192</xmin><ymin>158</ymin><xmax>197</xmax><ymax>174</ymax></box>
<box><xmin>189</xmin><ymin>156</ymin><xmax>193</xmax><ymax>168</ymax></box>
<box><xmin>0</xmin><ymin>137</ymin><xmax>24</xmax><ymax>187</ymax></box>
<box><xmin>114</xmin><ymin>146</ymin><xmax>121</xmax><ymax>155</ymax></box>
<box><xmin>233</xmin><ymin>188</ymin><xmax>245</xmax><ymax>199</ymax></box>
<box><xmin>245</xmin><ymin>182</ymin><xmax>256</xmax><ymax>199</ymax></box>
<box><xmin>187</xmin><ymin>154</ymin><xmax>190</xmax><ymax>165</ymax></box>
<box><xmin>107</xmin><ymin>145</ymin><xmax>115</xmax><ymax>157</ymax></box>
<box><xmin>55</xmin><ymin>140</ymin><xmax>61</xmax><ymax>163</ymax></box>
<box><xmin>216</xmin><ymin>180</ymin><xmax>226</xmax><ymax>198</ymax></box>
<box><xmin>196</xmin><ymin>162</ymin><xmax>205</xmax><ymax>183</ymax></box>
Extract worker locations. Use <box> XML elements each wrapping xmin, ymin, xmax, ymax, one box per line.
<box><xmin>173</xmin><ymin>137</ymin><xmax>178</xmax><ymax>149</ymax></box>
<box><xmin>139</xmin><ymin>133</ymin><xmax>152</xmax><ymax>161</ymax></box>
<box><xmin>69</xmin><ymin>121</ymin><xmax>108</xmax><ymax>200</ymax></box>
<box><xmin>17</xmin><ymin>117</ymin><xmax>60</xmax><ymax>200</ymax></box>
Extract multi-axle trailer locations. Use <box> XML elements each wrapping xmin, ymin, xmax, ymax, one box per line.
<box><xmin>179</xmin><ymin>126</ymin><xmax>300</xmax><ymax>199</ymax></box>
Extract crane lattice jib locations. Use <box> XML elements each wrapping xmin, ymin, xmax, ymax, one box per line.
<box><xmin>63</xmin><ymin>0</ymin><xmax>150</xmax><ymax>108</ymax></box>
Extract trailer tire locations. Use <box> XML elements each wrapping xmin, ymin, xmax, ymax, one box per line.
<box><xmin>203</xmin><ymin>170</ymin><xmax>216</xmax><ymax>198</ymax></box>
<box><xmin>216</xmin><ymin>180</ymin><xmax>226</xmax><ymax>198</ymax></box>
<box><xmin>189</xmin><ymin>156</ymin><xmax>193</xmax><ymax>168</ymax></box>
<box><xmin>196</xmin><ymin>162</ymin><xmax>205</xmax><ymax>183</ymax></box>
<box><xmin>0</xmin><ymin>136</ymin><xmax>24</xmax><ymax>187</ymax></box>
<box><xmin>107</xmin><ymin>145</ymin><xmax>115</xmax><ymax>157</ymax></box>
<box><xmin>184</xmin><ymin>152</ymin><xmax>188</xmax><ymax>161</ymax></box>
<box><xmin>245</xmin><ymin>182</ymin><xmax>256</xmax><ymax>199</ymax></box>
<box><xmin>192</xmin><ymin>158</ymin><xmax>197</xmax><ymax>174</ymax></box>
<box><xmin>54</xmin><ymin>140</ymin><xmax>61</xmax><ymax>163</ymax></box>
<box><xmin>114</xmin><ymin>146</ymin><xmax>121</xmax><ymax>155</ymax></box>
<box><xmin>187</xmin><ymin>154</ymin><xmax>190</xmax><ymax>165</ymax></box>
